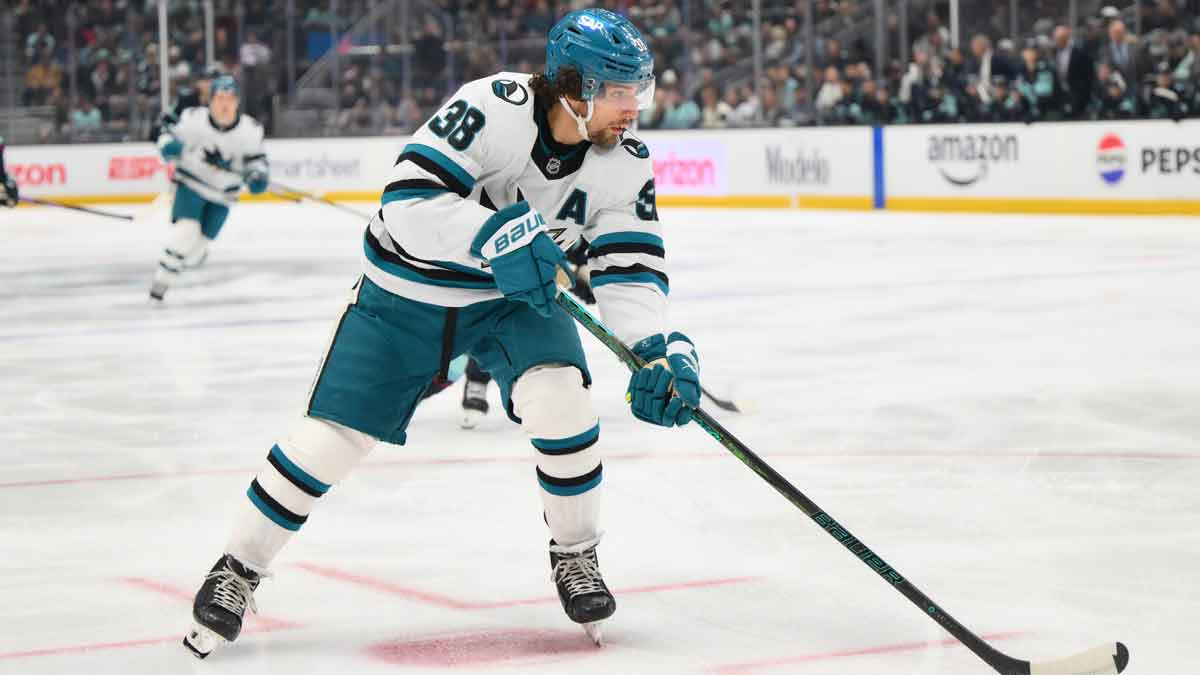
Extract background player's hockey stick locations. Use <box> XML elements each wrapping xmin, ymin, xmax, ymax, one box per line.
<box><xmin>17</xmin><ymin>196</ymin><xmax>134</xmax><ymax>221</ymax></box>
<box><xmin>268</xmin><ymin>180</ymin><xmax>371</xmax><ymax>219</ymax></box>
<box><xmin>2</xmin><ymin>143</ymin><xmax>133</xmax><ymax>221</ymax></box>
<box><xmin>555</xmin><ymin>287</ymin><xmax>1129</xmax><ymax>675</ymax></box>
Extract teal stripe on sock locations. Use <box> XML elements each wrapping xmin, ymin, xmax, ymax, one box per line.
<box><xmin>538</xmin><ymin>473</ymin><xmax>603</xmax><ymax>497</ymax></box>
<box><xmin>269</xmin><ymin>444</ymin><xmax>330</xmax><ymax>495</ymax></box>
<box><xmin>247</xmin><ymin>486</ymin><xmax>302</xmax><ymax>531</ymax></box>
<box><xmin>531</xmin><ymin>424</ymin><xmax>599</xmax><ymax>454</ymax></box>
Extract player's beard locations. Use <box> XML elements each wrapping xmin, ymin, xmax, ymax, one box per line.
<box><xmin>588</xmin><ymin>128</ymin><xmax>620</xmax><ymax>148</ymax></box>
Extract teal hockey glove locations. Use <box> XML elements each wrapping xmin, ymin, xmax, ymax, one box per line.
<box><xmin>627</xmin><ymin>332</ymin><xmax>701</xmax><ymax>427</ymax></box>
<box><xmin>471</xmin><ymin>201</ymin><xmax>569</xmax><ymax>318</ymax></box>
<box><xmin>243</xmin><ymin>169</ymin><xmax>268</xmax><ymax>194</ymax></box>
<box><xmin>157</xmin><ymin>132</ymin><xmax>183</xmax><ymax>161</ymax></box>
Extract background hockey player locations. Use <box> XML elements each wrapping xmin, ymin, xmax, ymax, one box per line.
<box><xmin>151</xmin><ymin>75</ymin><xmax>269</xmax><ymax>301</ymax></box>
<box><xmin>0</xmin><ymin>136</ymin><xmax>18</xmax><ymax>207</ymax></box>
<box><xmin>182</xmin><ymin>8</ymin><xmax>702</xmax><ymax>658</ymax></box>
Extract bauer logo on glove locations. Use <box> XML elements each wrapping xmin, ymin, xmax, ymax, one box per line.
<box><xmin>470</xmin><ymin>201</ymin><xmax>570</xmax><ymax>318</ymax></box>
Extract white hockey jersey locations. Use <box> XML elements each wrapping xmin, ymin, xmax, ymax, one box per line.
<box><xmin>161</xmin><ymin>107</ymin><xmax>267</xmax><ymax>205</ymax></box>
<box><xmin>367</xmin><ymin>72</ymin><xmax>667</xmax><ymax>345</ymax></box>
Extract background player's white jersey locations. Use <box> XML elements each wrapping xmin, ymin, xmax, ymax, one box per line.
<box><xmin>368</xmin><ymin>72</ymin><xmax>666</xmax><ymax>345</ymax></box>
<box><xmin>165</xmin><ymin>107</ymin><xmax>267</xmax><ymax>206</ymax></box>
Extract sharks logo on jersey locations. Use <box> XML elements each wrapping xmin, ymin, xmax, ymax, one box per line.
<box><xmin>620</xmin><ymin>137</ymin><xmax>649</xmax><ymax>159</ymax></box>
<box><xmin>492</xmin><ymin>79</ymin><xmax>529</xmax><ymax>106</ymax></box>
<box><xmin>203</xmin><ymin>147</ymin><xmax>233</xmax><ymax>171</ymax></box>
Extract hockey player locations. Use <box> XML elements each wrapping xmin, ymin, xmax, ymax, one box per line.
<box><xmin>0</xmin><ymin>136</ymin><xmax>18</xmax><ymax>207</ymax></box>
<box><xmin>183</xmin><ymin>9</ymin><xmax>701</xmax><ymax>657</ymax></box>
<box><xmin>151</xmin><ymin>75</ymin><xmax>269</xmax><ymax>301</ymax></box>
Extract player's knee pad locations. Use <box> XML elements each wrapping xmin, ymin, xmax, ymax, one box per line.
<box><xmin>513</xmin><ymin>365</ymin><xmax>600</xmax><ymax>483</ymax></box>
<box><xmin>279</xmin><ymin>415</ymin><xmax>376</xmax><ymax>484</ymax></box>
<box><xmin>251</xmin><ymin>416</ymin><xmax>376</xmax><ymax>522</ymax></box>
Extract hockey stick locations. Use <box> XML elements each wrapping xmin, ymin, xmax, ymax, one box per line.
<box><xmin>555</xmin><ymin>288</ymin><xmax>1129</xmax><ymax>675</ymax></box>
<box><xmin>699</xmin><ymin>384</ymin><xmax>742</xmax><ymax>413</ymax></box>
<box><xmin>268</xmin><ymin>180</ymin><xmax>371</xmax><ymax>220</ymax></box>
<box><xmin>18</xmin><ymin>196</ymin><xmax>134</xmax><ymax>221</ymax></box>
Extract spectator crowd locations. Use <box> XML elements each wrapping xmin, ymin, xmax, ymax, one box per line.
<box><xmin>9</xmin><ymin>0</ymin><xmax>1200</xmax><ymax>142</ymax></box>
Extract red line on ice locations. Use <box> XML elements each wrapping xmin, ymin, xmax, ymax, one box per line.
<box><xmin>294</xmin><ymin>562</ymin><xmax>760</xmax><ymax>610</ymax></box>
<box><xmin>0</xmin><ymin>634</ymin><xmax>189</xmax><ymax>661</ymax></box>
<box><xmin>0</xmin><ymin>578</ymin><xmax>300</xmax><ymax>661</ymax></box>
<box><xmin>3</xmin><ymin>449</ymin><xmax>1196</xmax><ymax>489</ymax></box>
<box><xmin>117</xmin><ymin>576</ymin><xmax>301</xmax><ymax>630</ymax></box>
<box><xmin>365</xmin><ymin>628</ymin><xmax>600</xmax><ymax>667</ymax></box>
<box><xmin>712</xmin><ymin>630</ymin><xmax>1028</xmax><ymax>673</ymax></box>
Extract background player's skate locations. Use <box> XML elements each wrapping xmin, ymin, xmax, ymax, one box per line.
<box><xmin>460</xmin><ymin>357</ymin><xmax>491</xmax><ymax>429</ymax></box>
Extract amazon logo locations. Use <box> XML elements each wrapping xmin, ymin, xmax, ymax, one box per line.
<box><xmin>927</xmin><ymin>133</ymin><xmax>1018</xmax><ymax>188</ymax></box>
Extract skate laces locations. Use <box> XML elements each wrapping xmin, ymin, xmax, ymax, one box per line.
<box><xmin>465</xmin><ymin>381</ymin><xmax>488</xmax><ymax>398</ymax></box>
<box><xmin>206</xmin><ymin>563</ymin><xmax>265</xmax><ymax>617</ymax></box>
<box><xmin>552</xmin><ymin>548</ymin><xmax>605</xmax><ymax>597</ymax></box>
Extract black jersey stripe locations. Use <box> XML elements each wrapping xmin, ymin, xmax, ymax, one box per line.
<box><xmin>365</xmin><ymin>227</ymin><xmax>493</xmax><ymax>284</ymax></box>
<box><xmin>588</xmin><ymin>242</ymin><xmax>665</xmax><ymax>259</ymax></box>
<box><xmin>590</xmin><ymin>263</ymin><xmax>669</xmax><ymax>286</ymax></box>
<box><xmin>395</xmin><ymin>152</ymin><xmax>471</xmax><ymax>197</ymax></box>
<box><xmin>384</xmin><ymin>178</ymin><xmax>449</xmax><ymax>193</ymax></box>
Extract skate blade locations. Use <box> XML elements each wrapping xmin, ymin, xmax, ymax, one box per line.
<box><xmin>583</xmin><ymin>621</ymin><xmax>604</xmax><ymax>646</ymax></box>
<box><xmin>460</xmin><ymin>408</ymin><xmax>484</xmax><ymax>429</ymax></box>
<box><xmin>183</xmin><ymin>623</ymin><xmax>224</xmax><ymax>659</ymax></box>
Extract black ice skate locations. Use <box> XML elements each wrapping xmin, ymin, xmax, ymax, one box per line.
<box><xmin>149</xmin><ymin>280</ymin><xmax>168</xmax><ymax>302</ymax></box>
<box><xmin>183</xmin><ymin>554</ymin><xmax>265</xmax><ymax>658</ymax></box>
<box><xmin>549</xmin><ymin>538</ymin><xmax>615</xmax><ymax>645</ymax></box>
<box><xmin>460</xmin><ymin>378</ymin><xmax>489</xmax><ymax>429</ymax></box>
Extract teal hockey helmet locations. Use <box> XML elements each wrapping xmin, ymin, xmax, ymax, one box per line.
<box><xmin>210</xmin><ymin>74</ymin><xmax>239</xmax><ymax>97</ymax></box>
<box><xmin>545</xmin><ymin>9</ymin><xmax>655</xmax><ymax>110</ymax></box>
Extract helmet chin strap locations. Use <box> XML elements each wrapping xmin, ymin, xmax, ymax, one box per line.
<box><xmin>558</xmin><ymin>96</ymin><xmax>593</xmax><ymax>142</ymax></box>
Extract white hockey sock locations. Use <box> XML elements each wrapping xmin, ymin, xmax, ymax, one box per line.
<box><xmin>513</xmin><ymin>366</ymin><xmax>603</xmax><ymax>547</ymax></box>
<box><xmin>155</xmin><ymin>218</ymin><xmax>205</xmax><ymax>287</ymax></box>
<box><xmin>225</xmin><ymin>417</ymin><xmax>375</xmax><ymax>570</ymax></box>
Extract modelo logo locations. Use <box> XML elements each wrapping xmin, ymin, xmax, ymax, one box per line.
<box><xmin>764</xmin><ymin>145</ymin><xmax>830</xmax><ymax>185</ymax></box>
<box><xmin>927</xmin><ymin>133</ymin><xmax>1019</xmax><ymax>187</ymax></box>
<box><xmin>11</xmin><ymin>162</ymin><xmax>67</xmax><ymax>186</ymax></box>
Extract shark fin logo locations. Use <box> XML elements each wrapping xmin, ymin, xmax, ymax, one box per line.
<box><xmin>621</xmin><ymin>137</ymin><xmax>650</xmax><ymax>159</ymax></box>
<box><xmin>491</xmin><ymin>79</ymin><xmax>529</xmax><ymax>106</ymax></box>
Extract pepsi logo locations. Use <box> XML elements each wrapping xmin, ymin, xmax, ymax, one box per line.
<box><xmin>1097</xmin><ymin>133</ymin><xmax>1127</xmax><ymax>185</ymax></box>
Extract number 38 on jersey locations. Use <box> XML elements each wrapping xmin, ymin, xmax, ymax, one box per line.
<box><xmin>428</xmin><ymin>100</ymin><xmax>486</xmax><ymax>151</ymax></box>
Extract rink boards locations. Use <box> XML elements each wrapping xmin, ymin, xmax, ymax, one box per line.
<box><xmin>7</xmin><ymin>119</ymin><xmax>1200</xmax><ymax>216</ymax></box>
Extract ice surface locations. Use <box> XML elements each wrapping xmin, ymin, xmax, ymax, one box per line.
<box><xmin>1</xmin><ymin>202</ymin><xmax>1196</xmax><ymax>674</ymax></box>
